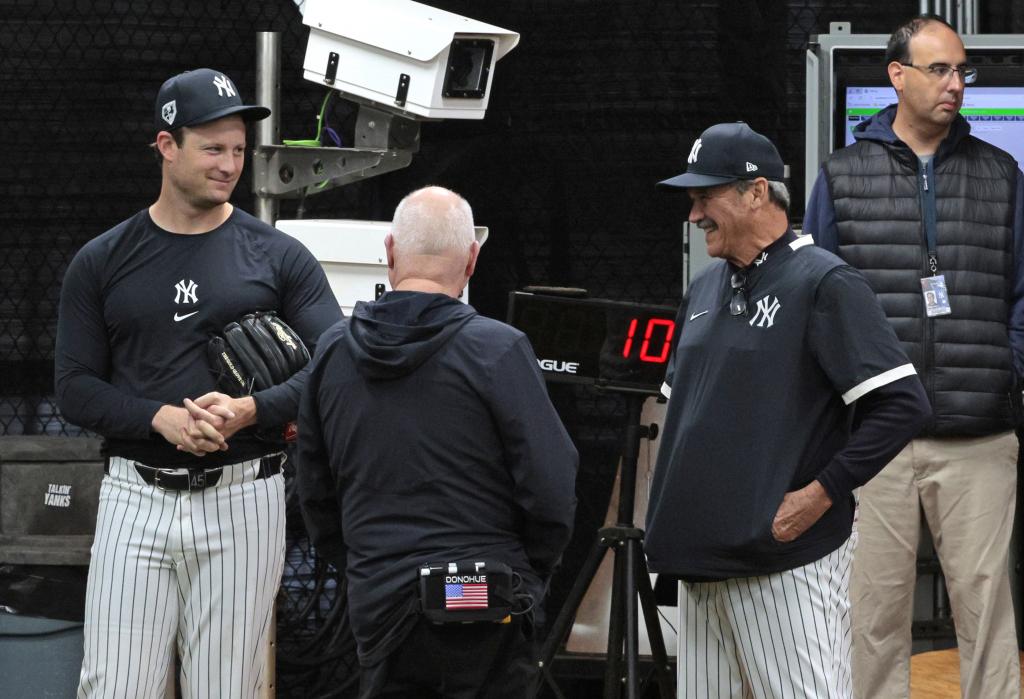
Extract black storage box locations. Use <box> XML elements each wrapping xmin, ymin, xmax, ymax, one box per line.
<box><xmin>0</xmin><ymin>436</ymin><xmax>104</xmax><ymax>565</ymax></box>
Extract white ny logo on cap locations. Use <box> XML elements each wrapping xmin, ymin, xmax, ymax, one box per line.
<box><xmin>745</xmin><ymin>162</ymin><xmax>758</xmax><ymax>172</ymax></box>
<box><xmin>687</xmin><ymin>138</ymin><xmax>703</xmax><ymax>164</ymax></box>
<box><xmin>212</xmin><ymin>74</ymin><xmax>236</xmax><ymax>98</ymax></box>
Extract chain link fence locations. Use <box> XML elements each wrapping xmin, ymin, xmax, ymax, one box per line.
<box><xmin>5</xmin><ymin>1</ymin><xmax>1021</xmax><ymax>695</ymax></box>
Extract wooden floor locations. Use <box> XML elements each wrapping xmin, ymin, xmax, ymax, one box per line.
<box><xmin>910</xmin><ymin>649</ymin><xmax>1024</xmax><ymax>698</ymax></box>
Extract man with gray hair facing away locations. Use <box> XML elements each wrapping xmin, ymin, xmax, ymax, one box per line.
<box><xmin>297</xmin><ymin>186</ymin><xmax>578</xmax><ymax>698</ymax></box>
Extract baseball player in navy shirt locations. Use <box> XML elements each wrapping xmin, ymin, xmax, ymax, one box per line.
<box><xmin>55</xmin><ymin>69</ymin><xmax>342</xmax><ymax>698</ymax></box>
<box><xmin>645</xmin><ymin>123</ymin><xmax>930</xmax><ymax>698</ymax></box>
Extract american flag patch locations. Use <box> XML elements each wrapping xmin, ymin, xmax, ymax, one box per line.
<box><xmin>445</xmin><ymin>582</ymin><xmax>488</xmax><ymax>609</ymax></box>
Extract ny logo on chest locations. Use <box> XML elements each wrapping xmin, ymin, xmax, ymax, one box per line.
<box><xmin>174</xmin><ymin>279</ymin><xmax>198</xmax><ymax>304</ymax></box>
<box><xmin>749</xmin><ymin>296</ymin><xmax>781</xmax><ymax>328</ymax></box>
<box><xmin>173</xmin><ymin>279</ymin><xmax>199</xmax><ymax>322</ymax></box>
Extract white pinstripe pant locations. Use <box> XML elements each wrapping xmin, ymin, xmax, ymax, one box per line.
<box><xmin>77</xmin><ymin>456</ymin><xmax>286</xmax><ymax>699</ymax></box>
<box><xmin>676</xmin><ymin>536</ymin><xmax>855</xmax><ymax>699</ymax></box>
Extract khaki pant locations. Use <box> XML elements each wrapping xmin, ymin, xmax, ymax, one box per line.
<box><xmin>851</xmin><ymin>432</ymin><xmax>1020</xmax><ymax>699</ymax></box>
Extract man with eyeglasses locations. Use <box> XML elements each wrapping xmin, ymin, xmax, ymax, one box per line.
<box><xmin>805</xmin><ymin>14</ymin><xmax>1024</xmax><ymax>699</ymax></box>
<box><xmin>646</xmin><ymin>121</ymin><xmax>929</xmax><ymax>698</ymax></box>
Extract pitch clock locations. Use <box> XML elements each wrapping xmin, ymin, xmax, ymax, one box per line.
<box><xmin>506</xmin><ymin>291</ymin><xmax>678</xmax><ymax>394</ymax></box>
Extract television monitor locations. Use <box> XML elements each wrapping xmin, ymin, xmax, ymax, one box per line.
<box><xmin>807</xmin><ymin>31</ymin><xmax>1024</xmax><ymax>206</ymax></box>
<box><xmin>833</xmin><ymin>48</ymin><xmax>1024</xmax><ymax>166</ymax></box>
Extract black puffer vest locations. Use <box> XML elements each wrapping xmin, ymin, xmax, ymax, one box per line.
<box><xmin>823</xmin><ymin>126</ymin><xmax>1017</xmax><ymax>436</ymax></box>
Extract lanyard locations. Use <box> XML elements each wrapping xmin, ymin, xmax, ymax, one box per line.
<box><xmin>921</xmin><ymin>158</ymin><xmax>939</xmax><ymax>273</ymax></box>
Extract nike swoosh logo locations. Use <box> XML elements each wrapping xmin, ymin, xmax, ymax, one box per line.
<box><xmin>174</xmin><ymin>311</ymin><xmax>199</xmax><ymax>322</ymax></box>
<box><xmin>689</xmin><ymin>310</ymin><xmax>709</xmax><ymax>321</ymax></box>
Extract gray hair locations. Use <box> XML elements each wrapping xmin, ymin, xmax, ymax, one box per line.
<box><xmin>735</xmin><ymin>179</ymin><xmax>790</xmax><ymax>212</ymax></box>
<box><xmin>391</xmin><ymin>186</ymin><xmax>475</xmax><ymax>255</ymax></box>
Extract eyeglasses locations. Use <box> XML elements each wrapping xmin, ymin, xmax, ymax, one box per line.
<box><xmin>900</xmin><ymin>62</ymin><xmax>978</xmax><ymax>85</ymax></box>
<box><xmin>730</xmin><ymin>271</ymin><xmax>748</xmax><ymax>316</ymax></box>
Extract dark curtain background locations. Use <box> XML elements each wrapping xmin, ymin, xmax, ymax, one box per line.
<box><xmin>3</xmin><ymin>1</ymin><xmax>1021</xmax><ymax>695</ymax></box>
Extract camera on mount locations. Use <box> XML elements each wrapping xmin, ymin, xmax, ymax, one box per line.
<box><xmin>302</xmin><ymin>0</ymin><xmax>520</xmax><ymax>121</ymax></box>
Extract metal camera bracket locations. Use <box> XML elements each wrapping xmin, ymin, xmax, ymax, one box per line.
<box><xmin>253</xmin><ymin>102</ymin><xmax>421</xmax><ymax>198</ymax></box>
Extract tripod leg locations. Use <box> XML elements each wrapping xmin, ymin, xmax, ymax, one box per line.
<box><xmin>625</xmin><ymin>540</ymin><xmax>640</xmax><ymax>699</ymax></box>
<box><xmin>603</xmin><ymin>543</ymin><xmax>627</xmax><ymax>699</ymax></box>
<box><xmin>635</xmin><ymin>553</ymin><xmax>676</xmax><ymax>699</ymax></box>
<box><xmin>536</xmin><ymin>536</ymin><xmax>611</xmax><ymax>694</ymax></box>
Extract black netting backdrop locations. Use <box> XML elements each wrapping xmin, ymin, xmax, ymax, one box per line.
<box><xmin>3</xmin><ymin>1</ymin><xmax>1022</xmax><ymax>695</ymax></box>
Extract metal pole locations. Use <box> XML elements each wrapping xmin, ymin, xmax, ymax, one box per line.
<box><xmin>966</xmin><ymin>0</ymin><xmax>976</xmax><ymax>34</ymax></box>
<box><xmin>957</xmin><ymin>0</ymin><xmax>966</xmax><ymax>33</ymax></box>
<box><xmin>255</xmin><ymin>32</ymin><xmax>281</xmax><ymax>225</ymax></box>
<box><xmin>920</xmin><ymin>0</ymin><xmax>931</xmax><ymax>15</ymax></box>
<box><xmin>253</xmin><ymin>38</ymin><xmax>280</xmax><ymax>699</ymax></box>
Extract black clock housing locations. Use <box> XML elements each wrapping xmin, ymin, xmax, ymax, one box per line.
<box><xmin>507</xmin><ymin>291</ymin><xmax>678</xmax><ymax>395</ymax></box>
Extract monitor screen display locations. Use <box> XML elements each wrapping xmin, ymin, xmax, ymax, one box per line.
<box><xmin>843</xmin><ymin>85</ymin><xmax>1024</xmax><ymax>165</ymax></box>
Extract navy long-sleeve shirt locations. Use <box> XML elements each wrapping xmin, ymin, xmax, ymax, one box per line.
<box><xmin>55</xmin><ymin>207</ymin><xmax>342</xmax><ymax>466</ymax></box>
<box><xmin>646</xmin><ymin>233</ymin><xmax>929</xmax><ymax>578</ymax></box>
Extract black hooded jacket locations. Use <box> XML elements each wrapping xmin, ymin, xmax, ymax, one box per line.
<box><xmin>297</xmin><ymin>290</ymin><xmax>578</xmax><ymax>665</ymax></box>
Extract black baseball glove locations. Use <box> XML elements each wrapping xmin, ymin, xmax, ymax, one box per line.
<box><xmin>208</xmin><ymin>312</ymin><xmax>310</xmax><ymax>398</ymax></box>
<box><xmin>207</xmin><ymin>312</ymin><xmax>311</xmax><ymax>443</ymax></box>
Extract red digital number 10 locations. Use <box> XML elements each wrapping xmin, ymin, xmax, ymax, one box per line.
<box><xmin>622</xmin><ymin>318</ymin><xmax>676</xmax><ymax>363</ymax></box>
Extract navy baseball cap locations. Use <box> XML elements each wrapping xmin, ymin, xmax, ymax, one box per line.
<box><xmin>657</xmin><ymin>122</ymin><xmax>785</xmax><ymax>189</ymax></box>
<box><xmin>154</xmin><ymin>68</ymin><xmax>270</xmax><ymax>133</ymax></box>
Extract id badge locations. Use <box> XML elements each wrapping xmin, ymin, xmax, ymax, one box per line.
<box><xmin>920</xmin><ymin>275</ymin><xmax>952</xmax><ymax>317</ymax></box>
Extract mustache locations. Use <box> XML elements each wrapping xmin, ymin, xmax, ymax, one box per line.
<box><xmin>695</xmin><ymin>218</ymin><xmax>717</xmax><ymax>231</ymax></box>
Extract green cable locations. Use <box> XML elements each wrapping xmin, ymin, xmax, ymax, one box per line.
<box><xmin>283</xmin><ymin>91</ymin><xmax>333</xmax><ymax>147</ymax></box>
<box><xmin>283</xmin><ymin>91</ymin><xmax>335</xmax><ymax>190</ymax></box>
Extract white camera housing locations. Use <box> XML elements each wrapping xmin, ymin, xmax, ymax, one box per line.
<box><xmin>276</xmin><ymin>219</ymin><xmax>488</xmax><ymax>314</ymax></box>
<box><xmin>302</xmin><ymin>0</ymin><xmax>520</xmax><ymax>120</ymax></box>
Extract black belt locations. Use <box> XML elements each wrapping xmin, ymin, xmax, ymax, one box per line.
<box><xmin>109</xmin><ymin>454</ymin><xmax>284</xmax><ymax>491</ymax></box>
